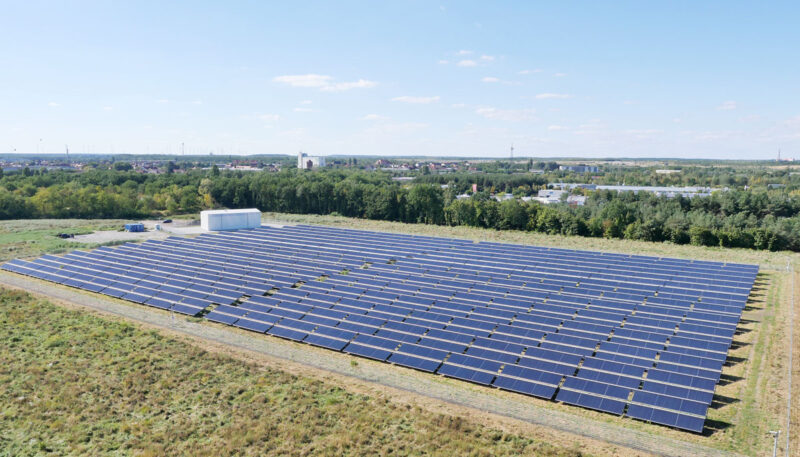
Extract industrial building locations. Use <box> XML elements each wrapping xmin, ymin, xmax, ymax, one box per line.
<box><xmin>200</xmin><ymin>208</ymin><xmax>261</xmax><ymax>231</ymax></box>
<box><xmin>297</xmin><ymin>152</ymin><xmax>326</xmax><ymax>169</ymax></box>
<box><xmin>559</xmin><ymin>165</ymin><xmax>599</xmax><ymax>173</ymax></box>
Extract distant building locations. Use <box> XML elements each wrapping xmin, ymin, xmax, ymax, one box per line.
<box><xmin>655</xmin><ymin>169</ymin><xmax>681</xmax><ymax>174</ymax></box>
<box><xmin>297</xmin><ymin>152</ymin><xmax>326</xmax><ymax>170</ymax></box>
<box><xmin>559</xmin><ymin>165</ymin><xmax>599</xmax><ymax>173</ymax></box>
<box><xmin>549</xmin><ymin>183</ymin><xmax>597</xmax><ymax>191</ymax></box>
<box><xmin>566</xmin><ymin>195</ymin><xmax>586</xmax><ymax>206</ymax></box>
<box><xmin>492</xmin><ymin>193</ymin><xmax>515</xmax><ymax>202</ymax></box>
<box><xmin>535</xmin><ymin>189</ymin><xmax>566</xmax><ymax>204</ymax></box>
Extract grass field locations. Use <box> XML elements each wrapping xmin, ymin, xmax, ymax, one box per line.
<box><xmin>0</xmin><ymin>288</ymin><xmax>583</xmax><ymax>457</ymax></box>
<box><xmin>1</xmin><ymin>213</ymin><xmax>798</xmax><ymax>456</ymax></box>
<box><xmin>0</xmin><ymin>219</ymin><xmax>127</xmax><ymax>262</ymax></box>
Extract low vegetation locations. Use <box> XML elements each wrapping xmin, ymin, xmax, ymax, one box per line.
<box><xmin>0</xmin><ymin>219</ymin><xmax>126</xmax><ymax>262</ymax></box>
<box><xmin>0</xmin><ymin>289</ymin><xmax>584</xmax><ymax>457</ymax></box>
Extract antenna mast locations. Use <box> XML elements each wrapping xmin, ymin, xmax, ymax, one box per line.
<box><xmin>510</xmin><ymin>144</ymin><xmax>514</xmax><ymax>161</ymax></box>
<box><xmin>65</xmin><ymin>144</ymin><xmax>69</xmax><ymax>161</ymax></box>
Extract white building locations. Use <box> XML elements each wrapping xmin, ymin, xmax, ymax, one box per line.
<box><xmin>297</xmin><ymin>151</ymin><xmax>326</xmax><ymax>169</ymax></box>
<box><xmin>201</xmin><ymin>208</ymin><xmax>262</xmax><ymax>231</ymax></box>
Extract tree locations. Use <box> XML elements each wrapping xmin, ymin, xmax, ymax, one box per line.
<box><xmin>165</xmin><ymin>161</ymin><xmax>177</xmax><ymax>175</ymax></box>
<box><xmin>407</xmin><ymin>184</ymin><xmax>444</xmax><ymax>224</ymax></box>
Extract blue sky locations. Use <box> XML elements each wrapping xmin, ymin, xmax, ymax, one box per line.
<box><xmin>1</xmin><ymin>1</ymin><xmax>798</xmax><ymax>158</ymax></box>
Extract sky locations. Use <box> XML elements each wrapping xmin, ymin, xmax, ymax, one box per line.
<box><xmin>1</xmin><ymin>1</ymin><xmax>799</xmax><ymax>159</ymax></box>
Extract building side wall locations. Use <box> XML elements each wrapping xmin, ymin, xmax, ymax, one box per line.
<box><xmin>201</xmin><ymin>209</ymin><xmax>262</xmax><ymax>231</ymax></box>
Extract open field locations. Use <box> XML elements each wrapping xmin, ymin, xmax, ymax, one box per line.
<box><xmin>0</xmin><ymin>288</ymin><xmax>587</xmax><ymax>457</ymax></box>
<box><xmin>0</xmin><ymin>219</ymin><xmax>128</xmax><ymax>262</ymax></box>
<box><xmin>1</xmin><ymin>213</ymin><xmax>797</xmax><ymax>456</ymax></box>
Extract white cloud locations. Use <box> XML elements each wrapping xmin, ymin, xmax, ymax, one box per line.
<box><xmin>47</xmin><ymin>102</ymin><xmax>61</xmax><ymax>107</ymax></box>
<box><xmin>547</xmin><ymin>125</ymin><xmax>568</xmax><ymax>131</ymax></box>
<box><xmin>293</xmin><ymin>107</ymin><xmax>314</xmax><ymax>112</ymax></box>
<box><xmin>451</xmin><ymin>103</ymin><xmax>467</xmax><ymax>109</ymax></box>
<box><xmin>361</xmin><ymin>113</ymin><xmax>387</xmax><ymax>120</ymax></box>
<box><xmin>258</xmin><ymin>113</ymin><xmax>280</xmax><ymax>122</ymax></box>
<box><xmin>475</xmin><ymin>106</ymin><xmax>536</xmax><ymax>122</ymax></box>
<box><xmin>481</xmin><ymin>77</ymin><xmax>500</xmax><ymax>83</ymax></box>
<box><xmin>535</xmin><ymin>93</ymin><xmax>572</xmax><ymax>99</ymax></box>
<box><xmin>480</xmin><ymin>55</ymin><xmax>495</xmax><ymax>61</ymax></box>
<box><xmin>192</xmin><ymin>99</ymin><xmax>203</xmax><ymax>105</ymax></box>
<box><xmin>300</xmin><ymin>100</ymin><xmax>313</xmax><ymax>105</ymax></box>
<box><xmin>457</xmin><ymin>60</ymin><xmax>477</xmax><ymax>67</ymax></box>
<box><xmin>717</xmin><ymin>100</ymin><xmax>737</xmax><ymax>111</ymax></box>
<box><xmin>273</xmin><ymin>74</ymin><xmax>376</xmax><ymax>92</ymax></box>
<box><xmin>321</xmin><ymin>79</ymin><xmax>377</xmax><ymax>92</ymax></box>
<box><xmin>553</xmin><ymin>72</ymin><xmax>567</xmax><ymax>77</ymax></box>
<box><xmin>273</xmin><ymin>74</ymin><xmax>331</xmax><ymax>88</ymax></box>
<box><xmin>391</xmin><ymin>95</ymin><xmax>440</xmax><ymax>104</ymax></box>
<box><xmin>438</xmin><ymin>59</ymin><xmax>450</xmax><ymax>64</ymax></box>
<box><xmin>457</xmin><ymin>50</ymin><xmax>473</xmax><ymax>55</ymax></box>
<box><xmin>518</xmin><ymin>69</ymin><xmax>542</xmax><ymax>75</ymax></box>
<box><xmin>156</xmin><ymin>99</ymin><xmax>169</xmax><ymax>104</ymax></box>
<box><xmin>102</xmin><ymin>106</ymin><xmax>113</xmax><ymax>111</ymax></box>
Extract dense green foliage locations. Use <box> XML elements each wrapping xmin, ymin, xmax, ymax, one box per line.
<box><xmin>1</xmin><ymin>166</ymin><xmax>799</xmax><ymax>251</ymax></box>
<box><xmin>0</xmin><ymin>288</ymin><xmax>580</xmax><ymax>457</ymax></box>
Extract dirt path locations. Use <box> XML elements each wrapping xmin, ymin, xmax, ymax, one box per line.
<box><xmin>0</xmin><ymin>271</ymin><xmax>747</xmax><ymax>457</ymax></box>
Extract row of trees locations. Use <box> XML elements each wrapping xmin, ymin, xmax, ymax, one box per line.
<box><xmin>1</xmin><ymin>167</ymin><xmax>799</xmax><ymax>251</ymax></box>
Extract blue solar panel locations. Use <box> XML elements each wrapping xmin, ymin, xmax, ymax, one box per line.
<box><xmin>4</xmin><ymin>223</ymin><xmax>755</xmax><ymax>433</ymax></box>
<box><xmin>205</xmin><ymin>311</ymin><xmax>239</xmax><ymax>325</ymax></box>
<box><xmin>493</xmin><ymin>376</ymin><xmax>557</xmax><ymax>399</ymax></box>
<box><xmin>305</xmin><ymin>334</ymin><xmax>348</xmax><ymax>351</ymax></box>
<box><xmin>387</xmin><ymin>353</ymin><xmax>441</xmax><ymax>372</ymax></box>
<box><xmin>234</xmin><ymin>318</ymin><xmax>274</xmax><ymax>333</ymax></box>
<box><xmin>344</xmin><ymin>343</ymin><xmax>392</xmax><ymax>361</ymax></box>
<box><xmin>267</xmin><ymin>325</ymin><xmax>307</xmax><ymax>342</ymax></box>
<box><xmin>555</xmin><ymin>389</ymin><xmax>626</xmax><ymax>415</ymax></box>
<box><xmin>437</xmin><ymin>363</ymin><xmax>495</xmax><ymax>385</ymax></box>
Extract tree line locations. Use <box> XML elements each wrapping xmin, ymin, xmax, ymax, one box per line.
<box><xmin>0</xmin><ymin>167</ymin><xmax>799</xmax><ymax>251</ymax></box>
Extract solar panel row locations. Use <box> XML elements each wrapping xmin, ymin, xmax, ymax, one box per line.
<box><xmin>1</xmin><ymin>224</ymin><xmax>757</xmax><ymax>433</ymax></box>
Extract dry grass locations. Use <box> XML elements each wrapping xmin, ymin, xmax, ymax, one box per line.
<box><xmin>0</xmin><ymin>288</ymin><xmax>585</xmax><ymax>457</ymax></box>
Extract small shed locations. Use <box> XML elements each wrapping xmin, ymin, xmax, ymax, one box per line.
<box><xmin>124</xmin><ymin>223</ymin><xmax>145</xmax><ymax>232</ymax></box>
<box><xmin>201</xmin><ymin>208</ymin><xmax>261</xmax><ymax>231</ymax></box>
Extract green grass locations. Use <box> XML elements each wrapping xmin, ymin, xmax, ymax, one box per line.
<box><xmin>0</xmin><ymin>289</ymin><xmax>584</xmax><ymax>457</ymax></box>
<box><xmin>0</xmin><ymin>219</ymin><xmax>127</xmax><ymax>262</ymax></box>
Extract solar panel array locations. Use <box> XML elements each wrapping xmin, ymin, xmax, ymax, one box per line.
<box><xmin>2</xmin><ymin>224</ymin><xmax>758</xmax><ymax>433</ymax></box>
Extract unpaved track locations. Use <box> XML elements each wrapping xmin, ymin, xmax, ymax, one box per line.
<box><xmin>0</xmin><ymin>271</ymin><xmax>744</xmax><ymax>457</ymax></box>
